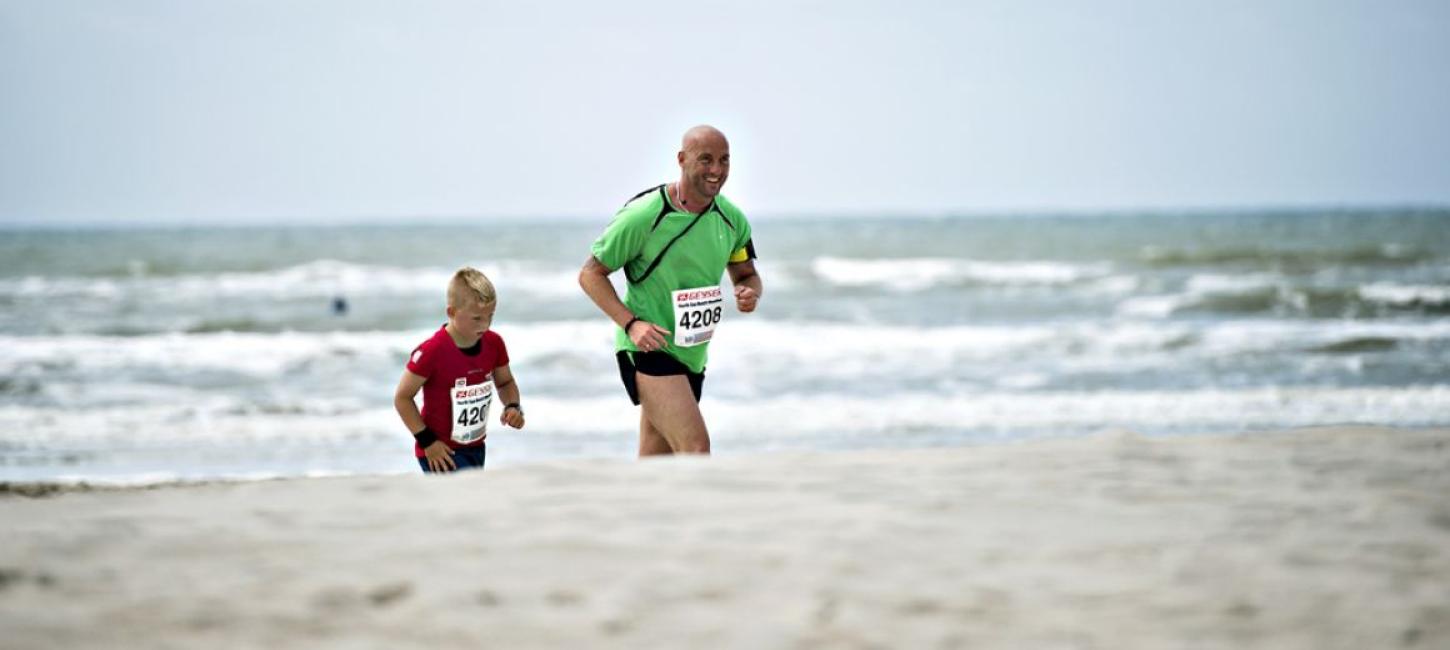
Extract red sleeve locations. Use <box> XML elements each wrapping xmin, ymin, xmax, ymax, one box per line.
<box><xmin>489</xmin><ymin>331</ymin><xmax>510</xmax><ymax>368</ymax></box>
<box><xmin>406</xmin><ymin>339</ymin><xmax>435</xmax><ymax>377</ymax></box>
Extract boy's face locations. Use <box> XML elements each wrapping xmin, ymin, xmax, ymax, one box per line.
<box><xmin>447</xmin><ymin>300</ymin><xmax>496</xmax><ymax>340</ymax></box>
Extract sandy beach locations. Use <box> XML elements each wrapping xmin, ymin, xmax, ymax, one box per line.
<box><xmin>2</xmin><ymin>425</ymin><xmax>1448</xmax><ymax>649</ymax></box>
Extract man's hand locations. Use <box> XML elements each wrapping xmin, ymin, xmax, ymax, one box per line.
<box><xmin>628</xmin><ymin>319</ymin><xmax>671</xmax><ymax>353</ymax></box>
<box><xmin>501</xmin><ymin>405</ymin><xmax>525</xmax><ymax>429</ymax></box>
<box><xmin>423</xmin><ymin>441</ymin><xmax>456</xmax><ymax>472</ymax></box>
<box><xmin>734</xmin><ymin>285</ymin><xmax>759</xmax><ymax>313</ymax></box>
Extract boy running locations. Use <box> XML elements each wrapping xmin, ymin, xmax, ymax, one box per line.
<box><xmin>394</xmin><ymin>267</ymin><xmax>524</xmax><ymax>472</ymax></box>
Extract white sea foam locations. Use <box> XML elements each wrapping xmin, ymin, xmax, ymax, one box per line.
<box><xmin>1183</xmin><ymin>272</ymin><xmax>1283</xmax><ymax>294</ymax></box>
<box><xmin>1116</xmin><ymin>272</ymin><xmax>1289</xmax><ymax>318</ymax></box>
<box><xmin>809</xmin><ymin>257</ymin><xmax>1112</xmax><ymax>291</ymax></box>
<box><xmin>0</xmin><ymin>331</ymin><xmax>408</xmax><ymax>379</ymax></box>
<box><xmin>5</xmin><ymin>317</ymin><xmax>1447</xmax><ymax>401</ymax></box>
<box><xmin>1114</xmin><ymin>294</ymin><xmax>1184</xmax><ymax>319</ymax></box>
<box><xmin>1189</xmin><ymin>319</ymin><xmax>1450</xmax><ymax>355</ymax></box>
<box><xmin>706</xmin><ymin>386</ymin><xmax>1450</xmax><ymax>440</ymax></box>
<box><xmin>1359</xmin><ymin>282</ymin><xmax>1450</xmax><ymax>306</ymax></box>
<box><xmin>6</xmin><ymin>385</ymin><xmax>1449</xmax><ymax>485</ymax></box>
<box><xmin>0</xmin><ymin>260</ymin><xmax>585</xmax><ymax>302</ymax></box>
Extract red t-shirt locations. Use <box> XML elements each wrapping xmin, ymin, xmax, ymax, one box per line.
<box><xmin>405</xmin><ymin>325</ymin><xmax>510</xmax><ymax>457</ymax></box>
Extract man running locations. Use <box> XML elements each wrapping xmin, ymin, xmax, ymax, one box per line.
<box><xmin>578</xmin><ymin>125</ymin><xmax>763</xmax><ymax>456</ymax></box>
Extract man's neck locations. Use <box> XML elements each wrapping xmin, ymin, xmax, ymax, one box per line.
<box><xmin>673</xmin><ymin>181</ymin><xmax>709</xmax><ymax>214</ymax></box>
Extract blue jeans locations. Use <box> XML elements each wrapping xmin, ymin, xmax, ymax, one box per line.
<box><xmin>417</xmin><ymin>444</ymin><xmax>486</xmax><ymax>473</ymax></box>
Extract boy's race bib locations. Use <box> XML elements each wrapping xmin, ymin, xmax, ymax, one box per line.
<box><xmin>450</xmin><ymin>379</ymin><xmax>494</xmax><ymax>444</ymax></box>
<box><xmin>671</xmin><ymin>286</ymin><xmax>724</xmax><ymax>347</ymax></box>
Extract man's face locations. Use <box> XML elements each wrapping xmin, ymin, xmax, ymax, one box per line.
<box><xmin>680</xmin><ymin>134</ymin><xmax>730</xmax><ymax>200</ymax></box>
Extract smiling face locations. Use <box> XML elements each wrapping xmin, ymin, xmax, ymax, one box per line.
<box><xmin>678</xmin><ymin>126</ymin><xmax>730</xmax><ymax>201</ymax></box>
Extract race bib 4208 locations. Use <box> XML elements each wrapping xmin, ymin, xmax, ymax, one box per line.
<box><xmin>671</xmin><ymin>286</ymin><xmax>724</xmax><ymax>347</ymax></box>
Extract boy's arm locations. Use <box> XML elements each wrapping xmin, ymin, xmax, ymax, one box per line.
<box><xmin>395</xmin><ymin>369</ymin><xmax>456</xmax><ymax>471</ymax></box>
<box><xmin>393</xmin><ymin>369</ymin><xmax>429</xmax><ymax>434</ymax></box>
<box><xmin>493</xmin><ymin>364</ymin><xmax>525</xmax><ymax>429</ymax></box>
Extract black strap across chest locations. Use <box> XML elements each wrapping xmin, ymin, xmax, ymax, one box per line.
<box><xmin>622</xmin><ymin>186</ymin><xmax>731</xmax><ymax>285</ymax></box>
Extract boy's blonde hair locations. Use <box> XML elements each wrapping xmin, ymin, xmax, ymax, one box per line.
<box><xmin>447</xmin><ymin>267</ymin><xmax>496</xmax><ymax>308</ymax></box>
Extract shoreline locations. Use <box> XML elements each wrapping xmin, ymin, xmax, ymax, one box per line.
<box><xmin>5</xmin><ymin>423</ymin><xmax>1445</xmax><ymax>497</ymax></box>
<box><xmin>2</xmin><ymin>425</ymin><xmax>1448</xmax><ymax>649</ymax></box>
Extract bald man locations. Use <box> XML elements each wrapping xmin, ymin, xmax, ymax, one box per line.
<box><xmin>578</xmin><ymin>125</ymin><xmax>763</xmax><ymax>456</ymax></box>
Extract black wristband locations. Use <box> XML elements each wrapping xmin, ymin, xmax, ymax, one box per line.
<box><xmin>623</xmin><ymin>316</ymin><xmax>642</xmax><ymax>333</ymax></box>
<box><xmin>413</xmin><ymin>426</ymin><xmax>438</xmax><ymax>449</ymax></box>
<box><xmin>504</xmin><ymin>402</ymin><xmax>522</xmax><ymax>414</ymax></box>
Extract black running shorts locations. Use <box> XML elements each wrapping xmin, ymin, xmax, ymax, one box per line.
<box><xmin>616</xmin><ymin>350</ymin><xmax>704</xmax><ymax>405</ymax></box>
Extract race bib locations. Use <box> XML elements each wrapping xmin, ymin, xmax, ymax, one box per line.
<box><xmin>450</xmin><ymin>379</ymin><xmax>494</xmax><ymax>444</ymax></box>
<box><xmin>671</xmin><ymin>286</ymin><xmax>724</xmax><ymax>347</ymax></box>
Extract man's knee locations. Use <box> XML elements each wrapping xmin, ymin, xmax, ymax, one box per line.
<box><xmin>637</xmin><ymin>373</ymin><xmax>711</xmax><ymax>453</ymax></box>
<box><xmin>640</xmin><ymin>409</ymin><xmax>710</xmax><ymax>454</ymax></box>
<box><xmin>639</xmin><ymin>419</ymin><xmax>674</xmax><ymax>456</ymax></box>
<box><xmin>675</xmin><ymin>435</ymin><xmax>710</xmax><ymax>454</ymax></box>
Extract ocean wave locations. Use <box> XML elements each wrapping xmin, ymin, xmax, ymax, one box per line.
<box><xmin>1138</xmin><ymin>244</ymin><xmax>1434</xmax><ymax>269</ymax></box>
<box><xmin>1117</xmin><ymin>275</ymin><xmax>1450</xmax><ymax>319</ymax></box>
<box><xmin>1307</xmin><ymin>337</ymin><xmax>1399</xmax><ymax>354</ymax></box>
<box><xmin>1359</xmin><ymin>283</ymin><xmax>1450</xmax><ymax>308</ymax></box>
<box><xmin>5</xmin><ymin>317</ymin><xmax>1449</xmax><ymax>398</ymax></box>
<box><xmin>0</xmin><ymin>259</ymin><xmax>584</xmax><ymax>302</ymax></box>
<box><xmin>809</xmin><ymin>257</ymin><xmax>1114</xmax><ymax>291</ymax></box>
<box><xmin>1177</xmin><ymin>320</ymin><xmax>1450</xmax><ymax>357</ymax></box>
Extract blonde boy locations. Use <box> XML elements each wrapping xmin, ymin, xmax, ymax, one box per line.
<box><xmin>394</xmin><ymin>267</ymin><xmax>524</xmax><ymax>472</ymax></box>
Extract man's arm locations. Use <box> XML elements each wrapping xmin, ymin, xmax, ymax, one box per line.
<box><xmin>578</xmin><ymin>255</ymin><xmax>635</xmax><ymax>329</ymax></box>
<box><xmin>578</xmin><ymin>255</ymin><xmax>669</xmax><ymax>351</ymax></box>
<box><xmin>727</xmin><ymin>259</ymin><xmax>762</xmax><ymax>313</ymax></box>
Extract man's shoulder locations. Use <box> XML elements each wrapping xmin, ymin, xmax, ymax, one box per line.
<box><xmin>604</xmin><ymin>185</ymin><xmax>668</xmax><ymax>231</ymax></box>
<box><xmin>713</xmin><ymin>194</ymin><xmax>750</xmax><ymax>232</ymax></box>
<box><xmin>619</xmin><ymin>184</ymin><xmax>667</xmax><ymax>213</ymax></box>
<box><xmin>714</xmin><ymin>193</ymin><xmax>746</xmax><ymax>218</ymax></box>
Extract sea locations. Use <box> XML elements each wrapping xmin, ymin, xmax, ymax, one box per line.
<box><xmin>3</xmin><ymin>208</ymin><xmax>1448</xmax><ymax>485</ymax></box>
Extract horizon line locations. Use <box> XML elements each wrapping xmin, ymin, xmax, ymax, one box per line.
<box><xmin>2</xmin><ymin>201</ymin><xmax>1448</xmax><ymax>230</ymax></box>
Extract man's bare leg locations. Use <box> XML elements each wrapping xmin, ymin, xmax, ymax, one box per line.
<box><xmin>638</xmin><ymin>408</ymin><xmax>674</xmax><ymax>456</ymax></box>
<box><xmin>635</xmin><ymin>372</ymin><xmax>710</xmax><ymax>455</ymax></box>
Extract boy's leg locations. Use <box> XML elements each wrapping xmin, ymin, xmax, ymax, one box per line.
<box><xmin>635</xmin><ymin>373</ymin><xmax>710</xmax><ymax>454</ymax></box>
<box><xmin>417</xmin><ymin>446</ymin><xmax>485</xmax><ymax>473</ymax></box>
<box><xmin>453</xmin><ymin>446</ymin><xmax>486</xmax><ymax>471</ymax></box>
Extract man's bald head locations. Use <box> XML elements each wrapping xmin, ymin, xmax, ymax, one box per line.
<box><xmin>681</xmin><ymin>125</ymin><xmax>728</xmax><ymax>152</ymax></box>
<box><xmin>676</xmin><ymin>125</ymin><xmax>731</xmax><ymax>205</ymax></box>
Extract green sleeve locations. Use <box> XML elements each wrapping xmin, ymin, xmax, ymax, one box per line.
<box><xmin>590</xmin><ymin>199</ymin><xmax>654</xmax><ymax>272</ymax></box>
<box><xmin>736</xmin><ymin>213</ymin><xmax>753</xmax><ymax>255</ymax></box>
<box><xmin>726</xmin><ymin>202</ymin><xmax>753</xmax><ymax>259</ymax></box>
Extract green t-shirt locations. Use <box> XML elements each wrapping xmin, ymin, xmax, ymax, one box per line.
<box><xmin>590</xmin><ymin>185</ymin><xmax>755</xmax><ymax>373</ymax></box>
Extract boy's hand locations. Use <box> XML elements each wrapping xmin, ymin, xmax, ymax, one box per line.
<box><xmin>423</xmin><ymin>441</ymin><xmax>456</xmax><ymax>472</ymax></box>
<box><xmin>501</xmin><ymin>405</ymin><xmax>525</xmax><ymax>429</ymax></box>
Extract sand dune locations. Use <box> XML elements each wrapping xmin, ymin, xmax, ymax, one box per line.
<box><xmin>2</xmin><ymin>426</ymin><xmax>1448</xmax><ymax>649</ymax></box>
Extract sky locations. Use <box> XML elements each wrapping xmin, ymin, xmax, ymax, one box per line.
<box><xmin>2</xmin><ymin>0</ymin><xmax>1449</xmax><ymax>225</ymax></box>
